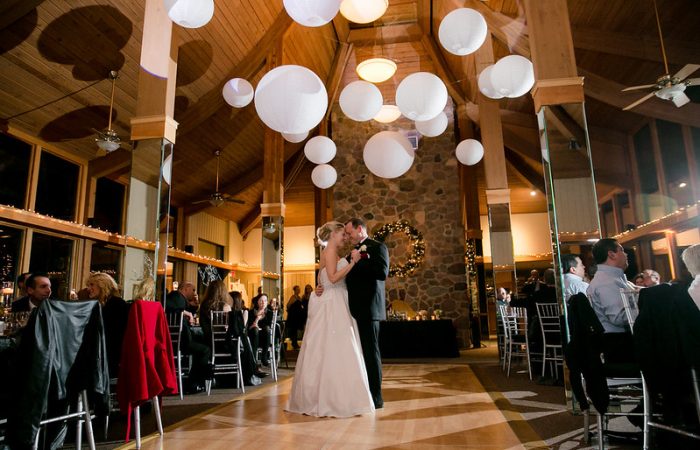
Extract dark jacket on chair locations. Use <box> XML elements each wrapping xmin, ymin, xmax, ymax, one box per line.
<box><xmin>7</xmin><ymin>300</ymin><xmax>110</xmax><ymax>450</ymax></box>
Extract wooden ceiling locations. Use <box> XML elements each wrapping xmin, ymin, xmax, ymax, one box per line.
<box><xmin>1</xmin><ymin>0</ymin><xmax>698</xmax><ymax>226</ymax></box>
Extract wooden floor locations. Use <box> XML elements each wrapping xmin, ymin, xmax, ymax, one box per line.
<box><xmin>117</xmin><ymin>363</ymin><xmax>545</xmax><ymax>449</ymax></box>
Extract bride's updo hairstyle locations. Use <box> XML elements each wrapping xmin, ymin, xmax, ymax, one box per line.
<box><xmin>316</xmin><ymin>221</ymin><xmax>344</xmax><ymax>248</ymax></box>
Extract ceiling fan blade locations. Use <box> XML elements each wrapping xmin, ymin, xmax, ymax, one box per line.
<box><xmin>672</xmin><ymin>92</ymin><xmax>690</xmax><ymax>108</ymax></box>
<box><xmin>622</xmin><ymin>92</ymin><xmax>655</xmax><ymax>111</ymax></box>
<box><xmin>621</xmin><ymin>84</ymin><xmax>656</xmax><ymax>92</ymax></box>
<box><xmin>191</xmin><ymin>199</ymin><xmax>211</xmax><ymax>205</ymax></box>
<box><xmin>224</xmin><ymin>197</ymin><xmax>245</xmax><ymax>204</ymax></box>
<box><xmin>685</xmin><ymin>78</ymin><xmax>700</xmax><ymax>86</ymax></box>
<box><xmin>673</xmin><ymin>64</ymin><xmax>700</xmax><ymax>81</ymax></box>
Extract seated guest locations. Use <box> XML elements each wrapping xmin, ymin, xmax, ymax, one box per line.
<box><xmin>199</xmin><ymin>279</ymin><xmax>233</xmax><ymax>336</ymax></box>
<box><xmin>495</xmin><ymin>287</ymin><xmax>510</xmax><ymax>309</ymax></box>
<box><xmin>225</xmin><ymin>291</ymin><xmax>267</xmax><ymax>385</ymax></box>
<box><xmin>684</xmin><ymin>244</ymin><xmax>700</xmax><ymax>311</ymax></box>
<box><xmin>248</xmin><ymin>293</ymin><xmax>273</xmax><ymax>367</ymax></box>
<box><xmin>641</xmin><ymin>269</ymin><xmax>661</xmax><ymax>287</ymax></box>
<box><xmin>11</xmin><ymin>272</ymin><xmax>51</xmax><ymax>312</ymax></box>
<box><xmin>10</xmin><ymin>272</ymin><xmax>31</xmax><ymax>309</ymax></box>
<box><xmin>134</xmin><ymin>276</ymin><xmax>155</xmax><ymax>301</ymax></box>
<box><xmin>562</xmin><ymin>253</ymin><xmax>589</xmax><ymax>300</ymax></box>
<box><xmin>586</xmin><ymin>238</ymin><xmax>635</xmax><ymax>363</ymax></box>
<box><xmin>633</xmin><ymin>273</ymin><xmax>645</xmax><ymax>287</ymax></box>
<box><xmin>86</xmin><ymin>272</ymin><xmax>129</xmax><ymax>377</ymax></box>
<box><xmin>166</xmin><ymin>281</ymin><xmax>211</xmax><ymax>394</ymax></box>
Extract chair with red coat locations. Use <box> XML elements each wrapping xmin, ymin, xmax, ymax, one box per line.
<box><xmin>117</xmin><ymin>300</ymin><xmax>178</xmax><ymax>448</ymax></box>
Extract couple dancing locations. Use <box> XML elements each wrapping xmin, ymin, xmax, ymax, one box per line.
<box><xmin>286</xmin><ymin>218</ymin><xmax>389</xmax><ymax>417</ymax></box>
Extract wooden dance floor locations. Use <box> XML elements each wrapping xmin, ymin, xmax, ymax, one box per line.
<box><xmin>118</xmin><ymin>364</ymin><xmax>540</xmax><ymax>449</ymax></box>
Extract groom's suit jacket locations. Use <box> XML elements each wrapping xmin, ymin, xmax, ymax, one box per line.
<box><xmin>346</xmin><ymin>237</ymin><xmax>389</xmax><ymax>321</ymax></box>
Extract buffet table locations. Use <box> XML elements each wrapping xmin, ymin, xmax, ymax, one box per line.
<box><xmin>379</xmin><ymin>319</ymin><xmax>460</xmax><ymax>358</ymax></box>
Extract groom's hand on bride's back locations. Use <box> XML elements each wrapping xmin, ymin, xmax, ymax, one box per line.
<box><xmin>315</xmin><ymin>285</ymin><xmax>324</xmax><ymax>296</ymax></box>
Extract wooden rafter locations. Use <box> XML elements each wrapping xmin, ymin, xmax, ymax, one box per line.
<box><xmin>420</xmin><ymin>34</ymin><xmax>467</xmax><ymax>105</ymax></box>
<box><xmin>348</xmin><ymin>23</ymin><xmax>423</xmax><ymax>46</ymax></box>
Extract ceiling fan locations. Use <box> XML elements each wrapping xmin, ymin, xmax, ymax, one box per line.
<box><xmin>94</xmin><ymin>70</ymin><xmax>121</xmax><ymax>152</ymax></box>
<box><xmin>191</xmin><ymin>150</ymin><xmax>245</xmax><ymax>207</ymax></box>
<box><xmin>621</xmin><ymin>0</ymin><xmax>700</xmax><ymax>111</ymax></box>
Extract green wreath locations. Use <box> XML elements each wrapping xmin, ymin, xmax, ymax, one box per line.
<box><xmin>373</xmin><ymin>220</ymin><xmax>425</xmax><ymax>278</ymax></box>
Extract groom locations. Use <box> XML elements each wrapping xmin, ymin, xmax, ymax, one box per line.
<box><xmin>345</xmin><ymin>218</ymin><xmax>389</xmax><ymax>408</ymax></box>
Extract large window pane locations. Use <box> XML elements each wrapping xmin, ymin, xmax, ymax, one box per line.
<box><xmin>692</xmin><ymin>127</ymin><xmax>700</xmax><ymax>185</ymax></box>
<box><xmin>29</xmin><ymin>232</ymin><xmax>74</xmax><ymax>300</ymax></box>
<box><xmin>0</xmin><ymin>224</ymin><xmax>24</xmax><ymax>303</ymax></box>
<box><xmin>90</xmin><ymin>243</ymin><xmax>122</xmax><ymax>282</ymax></box>
<box><xmin>657</xmin><ymin>120</ymin><xmax>692</xmax><ymax>206</ymax></box>
<box><xmin>93</xmin><ymin>178</ymin><xmax>125</xmax><ymax>233</ymax></box>
<box><xmin>35</xmin><ymin>151</ymin><xmax>79</xmax><ymax>221</ymax></box>
<box><xmin>0</xmin><ymin>133</ymin><xmax>31</xmax><ymax>208</ymax></box>
<box><xmin>634</xmin><ymin>125</ymin><xmax>658</xmax><ymax>194</ymax></box>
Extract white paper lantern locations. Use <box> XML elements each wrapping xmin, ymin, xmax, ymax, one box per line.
<box><xmin>395</xmin><ymin>72</ymin><xmax>448</xmax><ymax>121</ymax></box>
<box><xmin>164</xmin><ymin>0</ymin><xmax>214</xmax><ymax>29</ymax></box>
<box><xmin>162</xmin><ymin>154</ymin><xmax>172</xmax><ymax>185</ymax></box>
<box><xmin>304</xmin><ymin>136</ymin><xmax>336</xmax><ymax>164</ymax></box>
<box><xmin>477</xmin><ymin>65</ymin><xmax>504</xmax><ymax>100</ymax></box>
<box><xmin>254</xmin><ymin>65</ymin><xmax>328</xmax><ymax>134</ymax></box>
<box><xmin>339</xmin><ymin>0</ymin><xmax>388</xmax><ymax>24</ymax></box>
<box><xmin>339</xmin><ymin>81</ymin><xmax>383</xmax><ymax>121</ymax></box>
<box><xmin>283</xmin><ymin>0</ymin><xmax>341</xmax><ymax>27</ymax></box>
<box><xmin>490</xmin><ymin>55</ymin><xmax>535</xmax><ymax>98</ymax></box>
<box><xmin>438</xmin><ymin>8</ymin><xmax>487</xmax><ymax>56</ymax></box>
<box><xmin>415</xmin><ymin>112</ymin><xmax>448</xmax><ymax>137</ymax></box>
<box><xmin>282</xmin><ymin>131</ymin><xmax>309</xmax><ymax>143</ymax></box>
<box><xmin>363</xmin><ymin>131</ymin><xmax>415</xmax><ymax>179</ymax></box>
<box><xmin>455</xmin><ymin>139</ymin><xmax>484</xmax><ymax>166</ymax></box>
<box><xmin>222</xmin><ymin>78</ymin><xmax>254</xmax><ymax>108</ymax></box>
<box><xmin>311</xmin><ymin>164</ymin><xmax>337</xmax><ymax>189</ymax></box>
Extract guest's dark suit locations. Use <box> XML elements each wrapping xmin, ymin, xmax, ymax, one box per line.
<box><xmin>345</xmin><ymin>237</ymin><xmax>389</xmax><ymax>408</ymax></box>
<box><xmin>10</xmin><ymin>296</ymin><xmax>32</xmax><ymax>312</ymax></box>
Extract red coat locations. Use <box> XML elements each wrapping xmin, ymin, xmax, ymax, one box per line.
<box><xmin>117</xmin><ymin>300</ymin><xmax>178</xmax><ymax>441</ymax></box>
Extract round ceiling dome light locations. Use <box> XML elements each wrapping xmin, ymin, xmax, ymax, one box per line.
<box><xmin>373</xmin><ymin>105</ymin><xmax>402</xmax><ymax>123</ymax></box>
<box><xmin>339</xmin><ymin>0</ymin><xmax>388</xmax><ymax>24</ymax></box>
<box><xmin>356</xmin><ymin>58</ymin><xmax>397</xmax><ymax>83</ymax></box>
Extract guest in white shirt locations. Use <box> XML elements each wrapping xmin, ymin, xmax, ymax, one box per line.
<box><xmin>561</xmin><ymin>254</ymin><xmax>589</xmax><ymax>301</ymax></box>
<box><xmin>587</xmin><ymin>238</ymin><xmax>631</xmax><ymax>333</ymax></box>
<box><xmin>682</xmin><ymin>244</ymin><xmax>700</xmax><ymax>311</ymax></box>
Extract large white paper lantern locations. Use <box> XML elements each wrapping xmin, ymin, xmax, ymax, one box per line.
<box><xmin>164</xmin><ymin>0</ymin><xmax>214</xmax><ymax>29</ymax></box>
<box><xmin>415</xmin><ymin>112</ymin><xmax>448</xmax><ymax>137</ymax></box>
<box><xmin>339</xmin><ymin>0</ymin><xmax>388</xmax><ymax>23</ymax></box>
<box><xmin>304</xmin><ymin>136</ymin><xmax>336</xmax><ymax>164</ymax></box>
<box><xmin>477</xmin><ymin>65</ymin><xmax>504</xmax><ymax>99</ymax></box>
<box><xmin>311</xmin><ymin>164</ymin><xmax>337</xmax><ymax>189</ymax></box>
<box><xmin>222</xmin><ymin>78</ymin><xmax>254</xmax><ymax>108</ymax></box>
<box><xmin>162</xmin><ymin>154</ymin><xmax>172</xmax><ymax>185</ymax></box>
<box><xmin>363</xmin><ymin>131</ymin><xmax>415</xmax><ymax>179</ymax></box>
<box><xmin>456</xmin><ymin>139</ymin><xmax>484</xmax><ymax>166</ymax></box>
<box><xmin>438</xmin><ymin>8</ymin><xmax>487</xmax><ymax>56</ymax></box>
<box><xmin>491</xmin><ymin>55</ymin><xmax>535</xmax><ymax>98</ymax></box>
<box><xmin>254</xmin><ymin>65</ymin><xmax>328</xmax><ymax>134</ymax></box>
<box><xmin>339</xmin><ymin>81</ymin><xmax>383</xmax><ymax>121</ymax></box>
<box><xmin>395</xmin><ymin>72</ymin><xmax>448</xmax><ymax>121</ymax></box>
<box><xmin>283</xmin><ymin>0</ymin><xmax>341</xmax><ymax>27</ymax></box>
<box><xmin>282</xmin><ymin>131</ymin><xmax>309</xmax><ymax>143</ymax></box>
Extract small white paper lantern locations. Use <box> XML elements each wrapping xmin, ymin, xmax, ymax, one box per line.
<box><xmin>283</xmin><ymin>0</ymin><xmax>341</xmax><ymax>27</ymax></box>
<box><xmin>438</xmin><ymin>8</ymin><xmax>487</xmax><ymax>56</ymax></box>
<box><xmin>311</xmin><ymin>164</ymin><xmax>337</xmax><ymax>189</ymax></box>
<box><xmin>477</xmin><ymin>65</ymin><xmax>504</xmax><ymax>99</ymax></box>
<box><xmin>339</xmin><ymin>81</ymin><xmax>383</xmax><ymax>121</ymax></box>
<box><xmin>490</xmin><ymin>55</ymin><xmax>535</xmax><ymax>98</ymax></box>
<box><xmin>395</xmin><ymin>72</ymin><xmax>448</xmax><ymax>121</ymax></box>
<box><xmin>282</xmin><ymin>131</ymin><xmax>309</xmax><ymax>143</ymax></box>
<box><xmin>455</xmin><ymin>139</ymin><xmax>484</xmax><ymax>166</ymax></box>
<box><xmin>222</xmin><ymin>78</ymin><xmax>254</xmax><ymax>108</ymax></box>
<box><xmin>304</xmin><ymin>136</ymin><xmax>336</xmax><ymax>164</ymax></box>
<box><xmin>415</xmin><ymin>112</ymin><xmax>448</xmax><ymax>137</ymax></box>
<box><xmin>164</xmin><ymin>0</ymin><xmax>214</xmax><ymax>29</ymax></box>
<box><xmin>254</xmin><ymin>65</ymin><xmax>328</xmax><ymax>134</ymax></box>
<box><xmin>363</xmin><ymin>131</ymin><xmax>415</xmax><ymax>179</ymax></box>
<box><xmin>162</xmin><ymin>154</ymin><xmax>172</xmax><ymax>185</ymax></box>
<box><xmin>339</xmin><ymin>0</ymin><xmax>388</xmax><ymax>24</ymax></box>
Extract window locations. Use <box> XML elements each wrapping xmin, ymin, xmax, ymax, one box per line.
<box><xmin>90</xmin><ymin>244</ymin><xmax>122</xmax><ymax>282</ymax></box>
<box><xmin>692</xmin><ymin>127</ymin><xmax>700</xmax><ymax>185</ymax></box>
<box><xmin>198</xmin><ymin>239</ymin><xmax>224</xmax><ymax>260</ymax></box>
<box><xmin>657</xmin><ymin>120</ymin><xmax>692</xmax><ymax>207</ymax></box>
<box><xmin>0</xmin><ymin>133</ymin><xmax>32</xmax><ymax>208</ymax></box>
<box><xmin>93</xmin><ymin>177</ymin><xmax>125</xmax><ymax>233</ymax></box>
<box><xmin>0</xmin><ymin>224</ymin><xmax>24</xmax><ymax>301</ymax></box>
<box><xmin>633</xmin><ymin>125</ymin><xmax>658</xmax><ymax>194</ymax></box>
<box><xmin>29</xmin><ymin>232</ymin><xmax>74</xmax><ymax>300</ymax></box>
<box><xmin>35</xmin><ymin>151</ymin><xmax>80</xmax><ymax>221</ymax></box>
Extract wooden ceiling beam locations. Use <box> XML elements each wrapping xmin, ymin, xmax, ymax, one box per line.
<box><xmin>580</xmin><ymin>68</ymin><xmax>700</xmax><ymax>128</ymax></box>
<box><xmin>546</xmin><ymin>105</ymin><xmax>587</xmax><ymax>149</ymax></box>
<box><xmin>87</xmin><ymin>148</ymin><xmax>131</xmax><ymax>179</ymax></box>
<box><xmin>348</xmin><ymin>23</ymin><xmax>423</xmax><ymax>46</ymax></box>
<box><xmin>504</xmin><ymin>147</ymin><xmax>545</xmax><ymax>193</ymax></box>
<box><xmin>174</xmin><ymin>11</ymin><xmax>293</xmax><ymax>136</ymax></box>
<box><xmin>332</xmin><ymin>14</ymin><xmax>350</xmax><ymax>43</ymax></box>
<box><xmin>464</xmin><ymin>0</ymin><xmax>530</xmax><ymax>58</ymax></box>
<box><xmin>416</xmin><ymin>0</ymin><xmax>432</xmax><ymax>36</ymax></box>
<box><xmin>572</xmin><ymin>27</ymin><xmax>700</xmax><ymax>66</ymax></box>
<box><xmin>324</xmin><ymin>42</ymin><xmax>353</xmax><ymax>122</ymax></box>
<box><xmin>420</xmin><ymin>34</ymin><xmax>466</xmax><ymax>105</ymax></box>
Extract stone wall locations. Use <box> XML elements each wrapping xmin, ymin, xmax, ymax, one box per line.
<box><xmin>331</xmin><ymin>104</ymin><xmax>471</xmax><ymax>348</ymax></box>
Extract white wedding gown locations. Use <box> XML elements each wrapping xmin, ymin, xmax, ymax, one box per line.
<box><xmin>286</xmin><ymin>259</ymin><xmax>375</xmax><ymax>417</ymax></box>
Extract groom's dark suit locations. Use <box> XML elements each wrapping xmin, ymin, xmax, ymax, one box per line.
<box><xmin>346</xmin><ymin>237</ymin><xmax>389</xmax><ymax>408</ymax></box>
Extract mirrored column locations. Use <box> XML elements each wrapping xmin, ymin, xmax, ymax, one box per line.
<box><xmin>261</xmin><ymin>215</ymin><xmax>283</xmax><ymax>310</ymax></box>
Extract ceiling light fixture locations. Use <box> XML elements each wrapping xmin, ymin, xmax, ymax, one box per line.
<box><xmin>530</xmin><ymin>190</ymin><xmax>537</xmax><ymax>196</ymax></box>
<box><xmin>679</xmin><ymin>182</ymin><xmax>687</xmax><ymax>188</ymax></box>
<box><xmin>356</xmin><ymin>57</ymin><xmax>396</xmax><ymax>83</ymax></box>
<box><xmin>373</xmin><ymin>105</ymin><xmax>401</xmax><ymax>123</ymax></box>
<box><xmin>340</xmin><ymin>0</ymin><xmax>388</xmax><ymax>24</ymax></box>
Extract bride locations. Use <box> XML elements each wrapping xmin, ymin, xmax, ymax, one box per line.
<box><xmin>286</xmin><ymin>221</ymin><xmax>375</xmax><ymax>417</ymax></box>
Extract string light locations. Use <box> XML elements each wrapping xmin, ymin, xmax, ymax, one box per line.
<box><xmin>613</xmin><ymin>200</ymin><xmax>700</xmax><ymax>239</ymax></box>
<box><xmin>373</xmin><ymin>220</ymin><xmax>425</xmax><ymax>278</ymax></box>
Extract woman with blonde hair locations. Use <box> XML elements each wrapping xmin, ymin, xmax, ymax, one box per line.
<box><xmin>86</xmin><ymin>272</ymin><xmax>129</xmax><ymax>377</ymax></box>
<box><xmin>286</xmin><ymin>221</ymin><xmax>374</xmax><ymax>417</ymax></box>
